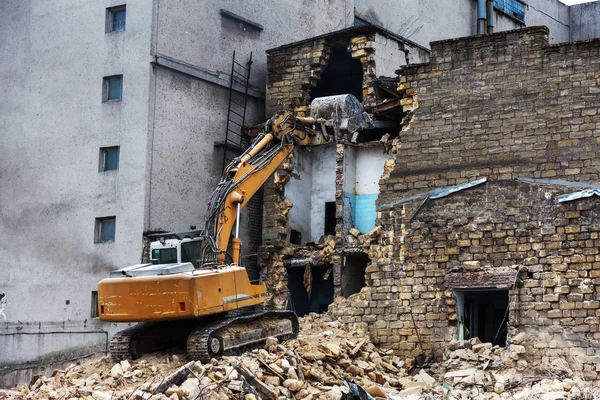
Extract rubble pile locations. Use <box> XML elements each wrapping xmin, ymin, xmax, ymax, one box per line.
<box><xmin>423</xmin><ymin>334</ymin><xmax>598</xmax><ymax>400</ymax></box>
<box><xmin>2</xmin><ymin>314</ymin><xmax>598</xmax><ymax>400</ymax></box>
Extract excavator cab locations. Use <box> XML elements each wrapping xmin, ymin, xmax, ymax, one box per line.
<box><xmin>150</xmin><ymin>238</ymin><xmax>203</xmax><ymax>268</ymax></box>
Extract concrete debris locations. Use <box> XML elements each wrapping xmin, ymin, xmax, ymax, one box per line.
<box><xmin>4</xmin><ymin>315</ymin><xmax>599</xmax><ymax>400</ymax></box>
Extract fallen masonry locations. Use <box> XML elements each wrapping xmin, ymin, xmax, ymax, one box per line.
<box><xmin>3</xmin><ymin>314</ymin><xmax>598</xmax><ymax>400</ymax></box>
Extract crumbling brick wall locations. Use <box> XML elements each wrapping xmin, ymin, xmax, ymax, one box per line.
<box><xmin>331</xmin><ymin>26</ymin><xmax>600</xmax><ymax>380</ymax></box>
<box><xmin>349</xmin><ymin>35</ymin><xmax>377</xmax><ymax>108</ymax></box>
<box><xmin>381</xmin><ymin>26</ymin><xmax>600</xmax><ymax>202</ymax></box>
<box><xmin>266</xmin><ymin>39</ymin><xmax>330</xmax><ymax>117</ymax></box>
<box><xmin>261</xmin><ymin>31</ymin><xmax>402</xmax><ymax>305</ymax></box>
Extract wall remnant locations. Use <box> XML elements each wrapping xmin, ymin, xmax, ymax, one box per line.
<box><xmin>329</xmin><ymin>26</ymin><xmax>600</xmax><ymax>381</ymax></box>
<box><xmin>260</xmin><ymin>24</ymin><xmax>426</xmax><ymax>311</ymax></box>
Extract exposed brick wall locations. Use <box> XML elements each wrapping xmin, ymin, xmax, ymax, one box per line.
<box><xmin>261</xmin><ymin>31</ymin><xmax>402</xmax><ymax>305</ymax></box>
<box><xmin>348</xmin><ymin>35</ymin><xmax>377</xmax><ymax>108</ymax></box>
<box><xmin>266</xmin><ymin>39</ymin><xmax>330</xmax><ymax>116</ymax></box>
<box><xmin>331</xmin><ymin>27</ymin><xmax>600</xmax><ymax>380</ymax></box>
<box><xmin>380</xmin><ymin>26</ymin><xmax>600</xmax><ymax>204</ymax></box>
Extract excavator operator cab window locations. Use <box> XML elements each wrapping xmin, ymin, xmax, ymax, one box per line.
<box><xmin>181</xmin><ymin>240</ymin><xmax>203</xmax><ymax>268</ymax></box>
<box><xmin>151</xmin><ymin>248</ymin><xmax>177</xmax><ymax>265</ymax></box>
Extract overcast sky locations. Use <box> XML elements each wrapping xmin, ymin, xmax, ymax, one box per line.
<box><xmin>559</xmin><ymin>0</ymin><xmax>598</xmax><ymax>5</ymax></box>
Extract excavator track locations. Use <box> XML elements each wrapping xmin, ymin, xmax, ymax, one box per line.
<box><xmin>109</xmin><ymin>323</ymin><xmax>151</xmax><ymax>361</ymax></box>
<box><xmin>187</xmin><ymin>310</ymin><xmax>299</xmax><ymax>363</ymax></box>
<box><xmin>108</xmin><ymin>310</ymin><xmax>299</xmax><ymax>362</ymax></box>
<box><xmin>109</xmin><ymin>331</ymin><xmax>134</xmax><ymax>361</ymax></box>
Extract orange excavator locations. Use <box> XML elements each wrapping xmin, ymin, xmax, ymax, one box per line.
<box><xmin>97</xmin><ymin>94</ymin><xmax>372</xmax><ymax>361</ymax></box>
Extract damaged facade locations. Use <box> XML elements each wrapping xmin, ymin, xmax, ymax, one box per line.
<box><xmin>260</xmin><ymin>25</ymin><xmax>600</xmax><ymax>380</ymax></box>
<box><xmin>258</xmin><ymin>25</ymin><xmax>428</xmax><ymax>313</ymax></box>
<box><xmin>329</xmin><ymin>26</ymin><xmax>600</xmax><ymax>380</ymax></box>
<box><xmin>2</xmin><ymin>0</ymin><xmax>600</xmax><ymax>387</ymax></box>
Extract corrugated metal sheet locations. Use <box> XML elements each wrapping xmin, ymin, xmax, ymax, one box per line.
<box><xmin>557</xmin><ymin>189</ymin><xmax>600</xmax><ymax>203</ymax></box>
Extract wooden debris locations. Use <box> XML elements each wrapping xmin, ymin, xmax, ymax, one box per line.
<box><xmin>235</xmin><ymin>363</ymin><xmax>276</xmax><ymax>400</ymax></box>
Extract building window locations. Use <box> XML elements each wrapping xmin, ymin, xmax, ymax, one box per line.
<box><xmin>494</xmin><ymin>0</ymin><xmax>525</xmax><ymax>23</ymax></box>
<box><xmin>99</xmin><ymin>146</ymin><xmax>120</xmax><ymax>172</ymax></box>
<box><xmin>324</xmin><ymin>202</ymin><xmax>336</xmax><ymax>236</ymax></box>
<box><xmin>90</xmin><ymin>291</ymin><xmax>99</xmax><ymax>318</ymax></box>
<box><xmin>103</xmin><ymin>75</ymin><xmax>123</xmax><ymax>102</ymax></box>
<box><xmin>95</xmin><ymin>217</ymin><xmax>116</xmax><ymax>243</ymax></box>
<box><xmin>219</xmin><ymin>9</ymin><xmax>264</xmax><ymax>32</ymax></box>
<box><xmin>106</xmin><ymin>5</ymin><xmax>126</xmax><ymax>32</ymax></box>
<box><xmin>290</xmin><ymin>229</ymin><xmax>302</xmax><ymax>245</ymax></box>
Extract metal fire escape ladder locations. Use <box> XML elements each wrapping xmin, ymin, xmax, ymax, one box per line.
<box><xmin>218</xmin><ymin>51</ymin><xmax>253</xmax><ymax>170</ymax></box>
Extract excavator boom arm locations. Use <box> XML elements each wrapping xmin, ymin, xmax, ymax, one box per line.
<box><xmin>203</xmin><ymin>94</ymin><xmax>372</xmax><ymax>266</ymax></box>
<box><xmin>206</xmin><ymin>113</ymin><xmax>320</xmax><ymax>264</ymax></box>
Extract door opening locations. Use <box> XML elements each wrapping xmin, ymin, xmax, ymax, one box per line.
<box><xmin>287</xmin><ymin>264</ymin><xmax>334</xmax><ymax>317</ymax></box>
<box><xmin>324</xmin><ymin>202</ymin><xmax>336</xmax><ymax>236</ymax></box>
<box><xmin>342</xmin><ymin>253</ymin><xmax>368</xmax><ymax>297</ymax></box>
<box><xmin>455</xmin><ymin>290</ymin><xmax>509</xmax><ymax>346</ymax></box>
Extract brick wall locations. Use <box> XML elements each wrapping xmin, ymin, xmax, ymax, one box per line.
<box><xmin>261</xmin><ymin>30</ymin><xmax>401</xmax><ymax>303</ymax></box>
<box><xmin>266</xmin><ymin>39</ymin><xmax>330</xmax><ymax>117</ymax></box>
<box><xmin>331</xmin><ymin>26</ymin><xmax>600</xmax><ymax>380</ymax></box>
<box><xmin>380</xmin><ymin>26</ymin><xmax>600</xmax><ymax>204</ymax></box>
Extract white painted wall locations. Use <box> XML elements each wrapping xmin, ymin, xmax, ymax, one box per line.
<box><xmin>310</xmin><ymin>145</ymin><xmax>337</xmax><ymax>242</ymax></box>
<box><xmin>355</xmin><ymin>147</ymin><xmax>389</xmax><ymax>195</ymax></box>
<box><xmin>343</xmin><ymin>146</ymin><xmax>388</xmax><ymax>195</ymax></box>
<box><xmin>342</xmin><ymin>146</ymin><xmax>389</xmax><ymax>233</ymax></box>
<box><xmin>372</xmin><ymin>33</ymin><xmax>428</xmax><ymax>76</ymax></box>
<box><xmin>373</xmin><ymin>33</ymin><xmax>406</xmax><ymax>76</ymax></box>
<box><xmin>286</xmin><ymin>149</ymin><xmax>314</xmax><ymax>243</ymax></box>
<box><xmin>285</xmin><ymin>144</ymin><xmax>336</xmax><ymax>244</ymax></box>
<box><xmin>343</xmin><ymin>147</ymin><xmax>357</xmax><ymax>195</ymax></box>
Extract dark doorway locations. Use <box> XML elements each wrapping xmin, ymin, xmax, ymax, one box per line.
<box><xmin>290</xmin><ymin>229</ymin><xmax>302</xmax><ymax>245</ymax></box>
<box><xmin>342</xmin><ymin>253</ymin><xmax>368</xmax><ymax>297</ymax></box>
<box><xmin>287</xmin><ymin>265</ymin><xmax>334</xmax><ymax>317</ymax></box>
<box><xmin>324</xmin><ymin>202</ymin><xmax>336</xmax><ymax>236</ymax></box>
<box><xmin>458</xmin><ymin>290</ymin><xmax>509</xmax><ymax>346</ymax></box>
<box><xmin>310</xmin><ymin>41</ymin><xmax>364</xmax><ymax>101</ymax></box>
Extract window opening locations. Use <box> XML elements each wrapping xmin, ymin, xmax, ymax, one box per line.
<box><xmin>324</xmin><ymin>202</ymin><xmax>336</xmax><ymax>236</ymax></box>
<box><xmin>310</xmin><ymin>41</ymin><xmax>363</xmax><ymax>102</ymax></box>
<box><xmin>455</xmin><ymin>290</ymin><xmax>509</xmax><ymax>346</ymax></box>
<box><xmin>99</xmin><ymin>146</ymin><xmax>120</xmax><ymax>171</ymax></box>
<box><xmin>290</xmin><ymin>229</ymin><xmax>302</xmax><ymax>245</ymax></box>
<box><xmin>106</xmin><ymin>5</ymin><xmax>126</xmax><ymax>32</ymax></box>
<box><xmin>95</xmin><ymin>216</ymin><xmax>116</xmax><ymax>243</ymax></box>
<box><xmin>90</xmin><ymin>291</ymin><xmax>99</xmax><ymax>318</ymax></box>
<box><xmin>103</xmin><ymin>75</ymin><xmax>123</xmax><ymax>102</ymax></box>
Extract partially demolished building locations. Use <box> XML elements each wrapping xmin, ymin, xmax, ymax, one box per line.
<box><xmin>261</xmin><ymin>26</ymin><xmax>600</xmax><ymax>381</ymax></box>
<box><xmin>257</xmin><ymin>25</ymin><xmax>428</xmax><ymax>313</ymax></box>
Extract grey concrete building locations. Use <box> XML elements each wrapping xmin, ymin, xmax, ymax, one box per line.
<box><xmin>1</xmin><ymin>0</ymin><xmax>598</xmax><ymax>385</ymax></box>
